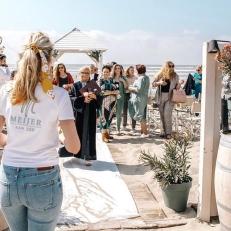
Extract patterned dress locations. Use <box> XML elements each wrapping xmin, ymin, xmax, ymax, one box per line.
<box><xmin>99</xmin><ymin>77</ymin><xmax>118</xmax><ymax>129</ymax></box>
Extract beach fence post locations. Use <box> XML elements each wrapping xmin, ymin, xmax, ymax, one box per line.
<box><xmin>197</xmin><ymin>42</ymin><xmax>221</xmax><ymax>221</ymax></box>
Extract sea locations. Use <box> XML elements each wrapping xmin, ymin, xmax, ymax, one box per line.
<box><xmin>8</xmin><ymin>64</ymin><xmax>198</xmax><ymax>82</ymax></box>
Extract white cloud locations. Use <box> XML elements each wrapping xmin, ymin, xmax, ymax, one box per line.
<box><xmin>0</xmin><ymin>29</ymin><xmax>206</xmax><ymax>65</ymax></box>
<box><xmin>183</xmin><ymin>29</ymin><xmax>200</xmax><ymax>35</ymax></box>
<box><xmin>0</xmin><ymin>30</ymin><xmax>62</xmax><ymax>64</ymax></box>
<box><xmin>84</xmin><ymin>30</ymin><xmax>203</xmax><ymax>64</ymax></box>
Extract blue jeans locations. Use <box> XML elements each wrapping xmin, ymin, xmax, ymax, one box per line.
<box><xmin>0</xmin><ymin>164</ymin><xmax>63</xmax><ymax>231</ymax></box>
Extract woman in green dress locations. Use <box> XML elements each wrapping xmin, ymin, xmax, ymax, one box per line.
<box><xmin>128</xmin><ymin>64</ymin><xmax>150</xmax><ymax>138</ymax></box>
<box><xmin>111</xmin><ymin>64</ymin><xmax>128</xmax><ymax>135</ymax></box>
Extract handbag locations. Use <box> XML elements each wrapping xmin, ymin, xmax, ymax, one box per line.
<box><xmin>171</xmin><ymin>88</ymin><xmax>187</xmax><ymax>103</ymax></box>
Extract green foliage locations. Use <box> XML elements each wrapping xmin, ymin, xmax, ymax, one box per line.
<box><xmin>52</xmin><ymin>49</ymin><xmax>59</xmax><ymax>58</ymax></box>
<box><xmin>88</xmin><ymin>50</ymin><xmax>101</xmax><ymax>62</ymax></box>
<box><xmin>139</xmin><ymin>133</ymin><xmax>192</xmax><ymax>187</ymax></box>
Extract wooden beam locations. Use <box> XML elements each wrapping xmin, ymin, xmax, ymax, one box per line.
<box><xmin>197</xmin><ymin>42</ymin><xmax>219</xmax><ymax>221</ymax></box>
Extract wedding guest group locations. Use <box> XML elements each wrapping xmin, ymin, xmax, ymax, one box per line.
<box><xmin>0</xmin><ymin>32</ymin><xmax>80</xmax><ymax>231</ymax></box>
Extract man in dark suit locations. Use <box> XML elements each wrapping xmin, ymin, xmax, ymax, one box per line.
<box><xmin>89</xmin><ymin>64</ymin><xmax>99</xmax><ymax>81</ymax></box>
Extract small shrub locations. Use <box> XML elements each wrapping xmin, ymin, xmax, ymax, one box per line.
<box><xmin>139</xmin><ymin>132</ymin><xmax>192</xmax><ymax>187</ymax></box>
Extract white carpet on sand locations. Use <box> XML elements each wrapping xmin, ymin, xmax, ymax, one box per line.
<box><xmin>58</xmin><ymin>132</ymin><xmax>139</xmax><ymax>224</ymax></box>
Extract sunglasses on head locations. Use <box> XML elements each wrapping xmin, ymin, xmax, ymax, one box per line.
<box><xmin>169</xmin><ymin>65</ymin><xmax>174</xmax><ymax>68</ymax></box>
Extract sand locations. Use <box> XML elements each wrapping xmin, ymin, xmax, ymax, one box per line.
<box><xmin>105</xmin><ymin>118</ymin><xmax>221</xmax><ymax>230</ymax></box>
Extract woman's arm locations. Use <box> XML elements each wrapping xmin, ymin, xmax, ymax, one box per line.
<box><xmin>152</xmin><ymin>78</ymin><xmax>166</xmax><ymax>87</ymax></box>
<box><xmin>59</xmin><ymin>119</ymin><xmax>80</xmax><ymax>154</ymax></box>
<box><xmin>103</xmin><ymin>90</ymin><xmax>120</xmax><ymax>96</ymax></box>
<box><xmin>193</xmin><ymin>78</ymin><xmax>202</xmax><ymax>84</ymax></box>
<box><xmin>176</xmin><ymin>79</ymin><xmax>185</xmax><ymax>89</ymax></box>
<box><xmin>67</xmin><ymin>73</ymin><xmax>74</xmax><ymax>87</ymax></box>
<box><xmin>0</xmin><ymin>116</ymin><xmax>6</xmax><ymax>148</ymax></box>
<box><xmin>128</xmin><ymin>86</ymin><xmax>137</xmax><ymax>92</ymax></box>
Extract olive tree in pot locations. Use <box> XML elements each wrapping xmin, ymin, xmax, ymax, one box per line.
<box><xmin>139</xmin><ymin>132</ymin><xmax>193</xmax><ymax>212</ymax></box>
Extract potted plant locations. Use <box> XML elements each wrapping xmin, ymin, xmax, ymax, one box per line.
<box><xmin>139</xmin><ymin>132</ymin><xmax>193</xmax><ymax>212</ymax></box>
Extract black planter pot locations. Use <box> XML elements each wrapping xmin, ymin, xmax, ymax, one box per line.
<box><xmin>161</xmin><ymin>180</ymin><xmax>192</xmax><ymax>212</ymax></box>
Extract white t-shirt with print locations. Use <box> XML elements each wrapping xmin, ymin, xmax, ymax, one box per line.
<box><xmin>0</xmin><ymin>83</ymin><xmax>74</xmax><ymax>167</ymax></box>
<box><xmin>0</xmin><ymin>67</ymin><xmax>11</xmax><ymax>89</ymax></box>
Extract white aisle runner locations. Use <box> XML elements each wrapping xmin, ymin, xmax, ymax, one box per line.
<box><xmin>58</xmin><ymin>133</ymin><xmax>139</xmax><ymax>224</ymax></box>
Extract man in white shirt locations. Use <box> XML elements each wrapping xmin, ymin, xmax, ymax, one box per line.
<box><xmin>89</xmin><ymin>64</ymin><xmax>99</xmax><ymax>81</ymax></box>
<box><xmin>0</xmin><ymin>54</ymin><xmax>11</xmax><ymax>88</ymax></box>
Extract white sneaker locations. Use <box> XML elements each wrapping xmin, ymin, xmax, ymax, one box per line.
<box><xmin>138</xmin><ymin>134</ymin><xmax>149</xmax><ymax>138</ymax></box>
<box><xmin>128</xmin><ymin>129</ymin><xmax>136</xmax><ymax>134</ymax></box>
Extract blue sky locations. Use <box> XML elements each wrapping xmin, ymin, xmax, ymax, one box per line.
<box><xmin>1</xmin><ymin>0</ymin><xmax>231</xmax><ymax>65</ymax></box>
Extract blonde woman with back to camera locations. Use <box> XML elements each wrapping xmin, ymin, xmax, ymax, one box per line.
<box><xmin>0</xmin><ymin>32</ymin><xmax>80</xmax><ymax>231</ymax></box>
<box><xmin>152</xmin><ymin>61</ymin><xmax>184</xmax><ymax>140</ymax></box>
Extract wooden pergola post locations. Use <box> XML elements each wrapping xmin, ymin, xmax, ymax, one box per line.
<box><xmin>197</xmin><ymin>42</ymin><xmax>221</xmax><ymax>221</ymax></box>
